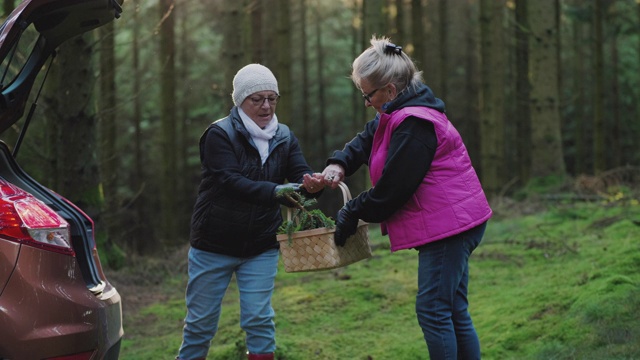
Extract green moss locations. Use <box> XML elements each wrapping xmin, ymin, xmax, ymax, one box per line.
<box><xmin>117</xmin><ymin>201</ymin><xmax>640</xmax><ymax>360</ymax></box>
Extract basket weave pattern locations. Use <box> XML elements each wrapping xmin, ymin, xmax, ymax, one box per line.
<box><xmin>276</xmin><ymin>182</ymin><xmax>372</xmax><ymax>273</ymax></box>
<box><xmin>277</xmin><ymin>221</ymin><xmax>370</xmax><ymax>272</ymax></box>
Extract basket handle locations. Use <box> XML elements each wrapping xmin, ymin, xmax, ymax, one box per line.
<box><xmin>336</xmin><ymin>181</ymin><xmax>353</xmax><ymax>205</ymax></box>
<box><xmin>336</xmin><ymin>182</ymin><xmax>367</xmax><ymax>226</ymax></box>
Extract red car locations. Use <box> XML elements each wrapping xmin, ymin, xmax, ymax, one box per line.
<box><xmin>0</xmin><ymin>0</ymin><xmax>124</xmax><ymax>359</ymax></box>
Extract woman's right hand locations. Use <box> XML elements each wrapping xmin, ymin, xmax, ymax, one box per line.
<box><xmin>321</xmin><ymin>164</ymin><xmax>345</xmax><ymax>189</ymax></box>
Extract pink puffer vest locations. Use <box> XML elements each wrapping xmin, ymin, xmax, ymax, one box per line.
<box><xmin>369</xmin><ymin>107</ymin><xmax>492</xmax><ymax>252</ymax></box>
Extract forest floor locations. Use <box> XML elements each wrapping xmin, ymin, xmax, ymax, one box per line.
<box><xmin>105</xmin><ymin>197</ymin><xmax>544</xmax><ymax>333</ymax></box>
<box><xmin>106</xmin><ymin>244</ymin><xmax>191</xmax><ymax>334</ymax></box>
<box><xmin>105</xmin><ymin>190</ymin><xmax>640</xmax><ymax>359</ymax></box>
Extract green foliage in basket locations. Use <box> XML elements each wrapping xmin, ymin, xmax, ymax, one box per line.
<box><xmin>276</xmin><ymin>186</ymin><xmax>335</xmax><ymax>243</ymax></box>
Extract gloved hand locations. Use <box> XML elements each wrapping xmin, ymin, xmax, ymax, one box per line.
<box><xmin>334</xmin><ymin>206</ymin><xmax>359</xmax><ymax>247</ymax></box>
<box><xmin>274</xmin><ymin>183</ymin><xmax>302</xmax><ymax>208</ymax></box>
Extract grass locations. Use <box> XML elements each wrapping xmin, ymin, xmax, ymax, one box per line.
<box><xmin>114</xmin><ymin>197</ymin><xmax>640</xmax><ymax>360</ymax></box>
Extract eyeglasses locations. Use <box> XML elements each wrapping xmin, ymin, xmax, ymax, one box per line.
<box><xmin>361</xmin><ymin>87</ymin><xmax>381</xmax><ymax>103</ymax></box>
<box><xmin>249</xmin><ymin>95</ymin><xmax>280</xmax><ymax>106</ymax></box>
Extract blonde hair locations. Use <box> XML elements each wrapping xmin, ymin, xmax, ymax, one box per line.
<box><xmin>351</xmin><ymin>36</ymin><xmax>423</xmax><ymax>93</ymax></box>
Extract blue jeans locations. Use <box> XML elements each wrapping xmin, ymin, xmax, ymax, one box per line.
<box><xmin>416</xmin><ymin>222</ymin><xmax>487</xmax><ymax>360</ymax></box>
<box><xmin>177</xmin><ymin>247</ymin><xmax>279</xmax><ymax>360</ymax></box>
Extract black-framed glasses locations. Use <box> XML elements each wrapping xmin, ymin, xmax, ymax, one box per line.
<box><xmin>249</xmin><ymin>95</ymin><xmax>280</xmax><ymax>106</ymax></box>
<box><xmin>362</xmin><ymin>88</ymin><xmax>380</xmax><ymax>103</ymax></box>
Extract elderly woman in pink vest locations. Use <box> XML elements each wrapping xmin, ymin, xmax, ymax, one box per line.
<box><xmin>303</xmin><ymin>36</ymin><xmax>492</xmax><ymax>359</ymax></box>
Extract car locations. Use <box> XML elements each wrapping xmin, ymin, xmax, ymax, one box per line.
<box><xmin>0</xmin><ymin>0</ymin><xmax>124</xmax><ymax>359</ymax></box>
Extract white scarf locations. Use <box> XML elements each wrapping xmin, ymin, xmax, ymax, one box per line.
<box><xmin>238</xmin><ymin>108</ymin><xmax>278</xmax><ymax>165</ymax></box>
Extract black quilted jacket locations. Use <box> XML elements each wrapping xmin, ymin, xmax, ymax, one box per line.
<box><xmin>189</xmin><ymin>107</ymin><xmax>315</xmax><ymax>257</ymax></box>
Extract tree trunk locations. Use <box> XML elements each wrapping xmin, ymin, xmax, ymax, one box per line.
<box><xmin>275</xmin><ymin>0</ymin><xmax>292</xmax><ymax>126</ymax></box>
<box><xmin>249</xmin><ymin>0</ymin><xmax>264</xmax><ymax>63</ymax></box>
<box><xmin>462</xmin><ymin>3</ymin><xmax>481</xmax><ymax>169</ymax></box>
<box><xmin>363</xmin><ymin>0</ymin><xmax>386</xmax><ymax>43</ymax></box>
<box><xmin>349</xmin><ymin>0</ymin><xmax>369</xmax><ymax>194</ymax></box>
<box><xmin>572</xmin><ymin>5</ymin><xmax>587</xmax><ymax>175</ymax></box>
<box><xmin>46</xmin><ymin>34</ymin><xmax>102</xmax><ymax>225</ymax></box>
<box><xmin>178</xmin><ymin>4</ymin><xmax>193</xmax><ymax>237</ymax></box>
<box><xmin>97</xmin><ymin>21</ymin><xmax>122</xmax><ymax>265</ymax></box>
<box><xmin>315</xmin><ymin>7</ymin><xmax>327</xmax><ymax>161</ymax></box>
<box><xmin>300</xmin><ymin>0</ymin><xmax>312</xmax><ymax>162</ymax></box>
<box><xmin>411</xmin><ymin>0</ymin><xmax>425</xmax><ymax>67</ymax></box>
<box><xmin>423</xmin><ymin>0</ymin><xmax>438</xmax><ymax>90</ymax></box>
<box><xmin>447</xmin><ymin>1</ymin><xmax>479</xmax><ymax>167</ymax></box>
<box><xmin>609</xmin><ymin>19</ymin><xmax>620</xmax><ymax>168</ymax></box>
<box><xmin>515</xmin><ymin>0</ymin><xmax>531</xmax><ymax>185</ymax></box>
<box><xmin>223</xmin><ymin>0</ymin><xmax>244</xmax><ymax>111</ymax></box>
<box><xmin>479</xmin><ymin>0</ymin><xmax>505</xmax><ymax>198</ymax></box>
<box><xmin>393</xmin><ymin>0</ymin><xmax>405</xmax><ymax>46</ymax></box>
<box><xmin>131</xmin><ymin>0</ymin><xmax>151</xmax><ymax>254</ymax></box>
<box><xmin>592</xmin><ymin>0</ymin><xmax>604</xmax><ymax>174</ymax></box>
<box><xmin>158</xmin><ymin>0</ymin><xmax>179</xmax><ymax>244</ymax></box>
<box><xmin>528</xmin><ymin>0</ymin><xmax>566</xmax><ymax>178</ymax></box>
<box><xmin>438</xmin><ymin>0</ymin><xmax>448</xmax><ymax>100</ymax></box>
<box><xmin>637</xmin><ymin>1</ymin><xmax>640</xmax><ymax>152</ymax></box>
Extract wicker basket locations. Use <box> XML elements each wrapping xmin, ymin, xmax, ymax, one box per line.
<box><xmin>277</xmin><ymin>182</ymin><xmax>372</xmax><ymax>273</ymax></box>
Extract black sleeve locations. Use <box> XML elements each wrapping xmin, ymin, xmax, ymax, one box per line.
<box><xmin>347</xmin><ymin>117</ymin><xmax>437</xmax><ymax>223</ymax></box>
<box><xmin>202</xmin><ymin>126</ymin><xmax>276</xmax><ymax>205</ymax></box>
<box><xmin>326</xmin><ymin>118</ymin><xmax>378</xmax><ymax>176</ymax></box>
<box><xmin>203</xmin><ymin>125</ymin><xmax>318</xmax><ymax>206</ymax></box>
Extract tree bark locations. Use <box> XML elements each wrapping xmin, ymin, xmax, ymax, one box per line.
<box><xmin>158</xmin><ymin>0</ymin><xmax>179</xmax><ymax>244</ymax></box>
<box><xmin>411</xmin><ymin>0</ymin><xmax>425</xmax><ymax>67</ymax></box>
<box><xmin>314</xmin><ymin>4</ymin><xmax>327</xmax><ymax>161</ymax></box>
<box><xmin>571</xmin><ymin>3</ymin><xmax>587</xmax><ymax>175</ymax></box>
<box><xmin>249</xmin><ymin>0</ymin><xmax>264</xmax><ymax>63</ymax></box>
<box><xmin>479</xmin><ymin>0</ymin><xmax>505</xmax><ymax>198</ymax></box>
<box><xmin>275</xmin><ymin>0</ymin><xmax>292</xmax><ymax>126</ymax></box>
<box><xmin>363</xmin><ymin>0</ymin><xmax>386</xmax><ymax>42</ymax></box>
<box><xmin>46</xmin><ymin>34</ymin><xmax>102</xmax><ymax>223</ymax></box>
<box><xmin>130</xmin><ymin>0</ymin><xmax>152</xmax><ymax>254</ymax></box>
<box><xmin>300</xmin><ymin>0</ymin><xmax>312</xmax><ymax>161</ymax></box>
<box><xmin>515</xmin><ymin>0</ymin><xmax>531</xmax><ymax>185</ymax></box>
<box><xmin>592</xmin><ymin>0</ymin><xmax>604</xmax><ymax>174</ymax></box>
<box><xmin>393</xmin><ymin>0</ymin><xmax>405</xmax><ymax>46</ymax></box>
<box><xmin>528</xmin><ymin>0</ymin><xmax>566</xmax><ymax>178</ymax></box>
<box><xmin>223</xmin><ymin>0</ymin><xmax>244</xmax><ymax>111</ymax></box>
<box><xmin>610</xmin><ymin>22</ymin><xmax>620</xmax><ymax>168</ymax></box>
<box><xmin>97</xmin><ymin>21</ymin><xmax>121</xmax><ymax>264</ymax></box>
<box><xmin>177</xmin><ymin>4</ymin><xmax>193</xmax><ymax>238</ymax></box>
<box><xmin>438</xmin><ymin>0</ymin><xmax>448</xmax><ymax>100</ymax></box>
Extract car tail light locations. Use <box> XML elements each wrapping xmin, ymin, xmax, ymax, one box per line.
<box><xmin>0</xmin><ymin>180</ymin><xmax>73</xmax><ymax>255</ymax></box>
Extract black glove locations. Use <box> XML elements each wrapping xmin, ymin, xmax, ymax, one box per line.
<box><xmin>274</xmin><ymin>183</ymin><xmax>302</xmax><ymax>207</ymax></box>
<box><xmin>334</xmin><ymin>206</ymin><xmax>359</xmax><ymax>247</ymax></box>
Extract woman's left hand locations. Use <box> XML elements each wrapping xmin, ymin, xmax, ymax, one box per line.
<box><xmin>302</xmin><ymin>173</ymin><xmax>324</xmax><ymax>193</ymax></box>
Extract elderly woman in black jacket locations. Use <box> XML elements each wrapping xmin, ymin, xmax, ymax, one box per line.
<box><xmin>176</xmin><ymin>64</ymin><xmax>319</xmax><ymax>360</ymax></box>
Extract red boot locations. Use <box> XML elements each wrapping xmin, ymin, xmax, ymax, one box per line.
<box><xmin>247</xmin><ymin>353</ymin><xmax>274</xmax><ymax>360</ymax></box>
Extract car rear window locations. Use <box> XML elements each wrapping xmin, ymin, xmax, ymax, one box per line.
<box><xmin>1</xmin><ymin>23</ymin><xmax>39</xmax><ymax>92</ymax></box>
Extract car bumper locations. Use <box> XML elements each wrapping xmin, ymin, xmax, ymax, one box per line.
<box><xmin>0</xmin><ymin>244</ymin><xmax>123</xmax><ymax>359</ymax></box>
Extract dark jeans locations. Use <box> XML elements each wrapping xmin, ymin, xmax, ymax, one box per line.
<box><xmin>416</xmin><ymin>222</ymin><xmax>487</xmax><ymax>360</ymax></box>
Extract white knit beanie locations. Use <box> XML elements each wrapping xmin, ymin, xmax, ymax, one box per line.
<box><xmin>232</xmin><ymin>64</ymin><xmax>279</xmax><ymax>106</ymax></box>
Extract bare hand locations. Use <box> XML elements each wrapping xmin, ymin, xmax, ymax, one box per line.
<box><xmin>321</xmin><ymin>164</ymin><xmax>345</xmax><ymax>189</ymax></box>
<box><xmin>302</xmin><ymin>173</ymin><xmax>324</xmax><ymax>193</ymax></box>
